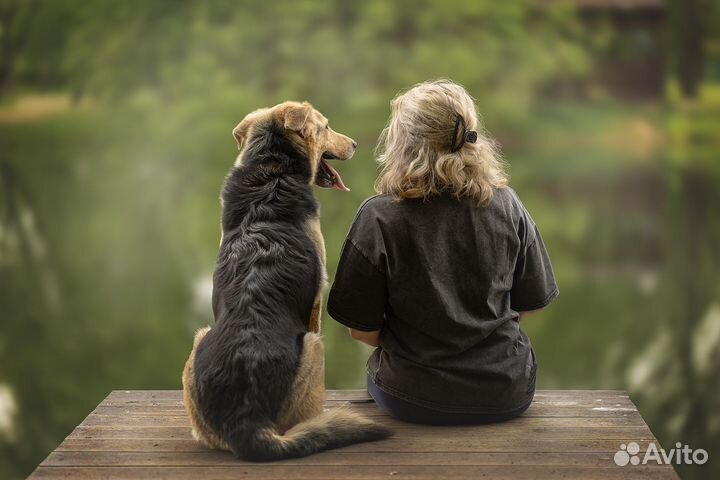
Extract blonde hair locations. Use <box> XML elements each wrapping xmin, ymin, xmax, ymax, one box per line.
<box><xmin>375</xmin><ymin>79</ymin><xmax>507</xmax><ymax>205</ymax></box>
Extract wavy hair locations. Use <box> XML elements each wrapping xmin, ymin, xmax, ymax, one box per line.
<box><xmin>375</xmin><ymin>79</ymin><xmax>507</xmax><ymax>205</ymax></box>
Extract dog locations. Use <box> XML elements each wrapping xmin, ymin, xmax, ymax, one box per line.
<box><xmin>182</xmin><ymin>101</ymin><xmax>391</xmax><ymax>461</ymax></box>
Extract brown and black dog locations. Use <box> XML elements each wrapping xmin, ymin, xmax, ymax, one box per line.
<box><xmin>182</xmin><ymin>102</ymin><xmax>391</xmax><ymax>461</ymax></box>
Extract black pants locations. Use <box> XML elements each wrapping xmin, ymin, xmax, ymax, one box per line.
<box><xmin>367</xmin><ymin>374</ymin><xmax>533</xmax><ymax>426</ymax></box>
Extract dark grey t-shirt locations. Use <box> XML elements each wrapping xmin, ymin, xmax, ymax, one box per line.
<box><xmin>327</xmin><ymin>188</ymin><xmax>558</xmax><ymax>413</ymax></box>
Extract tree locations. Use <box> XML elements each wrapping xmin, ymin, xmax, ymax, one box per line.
<box><xmin>0</xmin><ymin>0</ymin><xmax>35</xmax><ymax>94</ymax></box>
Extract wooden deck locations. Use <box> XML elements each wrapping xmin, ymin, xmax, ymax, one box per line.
<box><xmin>29</xmin><ymin>389</ymin><xmax>678</xmax><ymax>479</ymax></box>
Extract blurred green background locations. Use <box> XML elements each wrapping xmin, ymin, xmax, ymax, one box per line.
<box><xmin>1</xmin><ymin>0</ymin><xmax>719</xmax><ymax>478</ymax></box>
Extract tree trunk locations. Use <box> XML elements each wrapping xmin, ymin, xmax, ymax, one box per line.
<box><xmin>672</xmin><ymin>0</ymin><xmax>706</xmax><ymax>98</ymax></box>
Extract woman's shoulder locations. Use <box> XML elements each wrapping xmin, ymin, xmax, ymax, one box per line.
<box><xmin>352</xmin><ymin>194</ymin><xmax>400</xmax><ymax>221</ymax></box>
<box><xmin>357</xmin><ymin>193</ymin><xmax>395</xmax><ymax>211</ymax></box>
<box><xmin>358</xmin><ymin>189</ymin><xmax>521</xmax><ymax>216</ymax></box>
<box><xmin>491</xmin><ymin>186</ymin><xmax>531</xmax><ymax>216</ymax></box>
<box><xmin>354</xmin><ymin>188</ymin><xmax>527</xmax><ymax>219</ymax></box>
<box><xmin>345</xmin><ymin>194</ymin><xmax>402</xmax><ymax>241</ymax></box>
<box><xmin>492</xmin><ymin>185</ymin><xmax>520</xmax><ymax>205</ymax></box>
<box><xmin>491</xmin><ymin>186</ymin><xmax>539</xmax><ymax>245</ymax></box>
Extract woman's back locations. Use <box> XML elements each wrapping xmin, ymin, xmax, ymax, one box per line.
<box><xmin>330</xmin><ymin>79</ymin><xmax>557</xmax><ymax>422</ymax></box>
<box><xmin>328</xmin><ymin>187</ymin><xmax>557</xmax><ymax>412</ymax></box>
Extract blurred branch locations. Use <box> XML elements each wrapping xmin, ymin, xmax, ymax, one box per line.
<box><xmin>668</xmin><ymin>0</ymin><xmax>718</xmax><ymax>98</ymax></box>
<box><xmin>0</xmin><ymin>159</ymin><xmax>62</xmax><ymax>312</ymax></box>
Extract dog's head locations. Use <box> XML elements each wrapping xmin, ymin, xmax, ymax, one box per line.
<box><xmin>232</xmin><ymin>101</ymin><xmax>356</xmax><ymax>191</ymax></box>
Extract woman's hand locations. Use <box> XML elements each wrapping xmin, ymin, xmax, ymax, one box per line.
<box><xmin>348</xmin><ymin>328</ymin><xmax>381</xmax><ymax>347</ymax></box>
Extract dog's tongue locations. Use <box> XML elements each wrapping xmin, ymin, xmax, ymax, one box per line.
<box><xmin>324</xmin><ymin>161</ymin><xmax>350</xmax><ymax>192</ymax></box>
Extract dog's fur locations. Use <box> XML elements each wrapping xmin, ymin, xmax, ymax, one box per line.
<box><xmin>182</xmin><ymin>102</ymin><xmax>391</xmax><ymax>461</ymax></box>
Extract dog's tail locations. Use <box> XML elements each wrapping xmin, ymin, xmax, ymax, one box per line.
<box><xmin>229</xmin><ymin>408</ymin><xmax>392</xmax><ymax>461</ymax></box>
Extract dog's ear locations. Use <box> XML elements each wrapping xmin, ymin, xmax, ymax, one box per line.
<box><xmin>283</xmin><ymin>102</ymin><xmax>312</xmax><ymax>132</ymax></box>
<box><xmin>232</xmin><ymin>121</ymin><xmax>249</xmax><ymax>150</ymax></box>
<box><xmin>232</xmin><ymin>108</ymin><xmax>269</xmax><ymax>150</ymax></box>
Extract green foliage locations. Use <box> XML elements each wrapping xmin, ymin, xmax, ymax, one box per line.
<box><xmin>5</xmin><ymin>1</ymin><xmax>588</xmax><ymax>117</ymax></box>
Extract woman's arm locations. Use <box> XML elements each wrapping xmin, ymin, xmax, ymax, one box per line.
<box><xmin>348</xmin><ymin>328</ymin><xmax>381</xmax><ymax>347</ymax></box>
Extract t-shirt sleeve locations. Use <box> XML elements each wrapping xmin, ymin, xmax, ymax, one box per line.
<box><xmin>327</xmin><ymin>203</ymin><xmax>387</xmax><ymax>332</ymax></box>
<box><xmin>510</xmin><ymin>224</ymin><xmax>559</xmax><ymax>312</ymax></box>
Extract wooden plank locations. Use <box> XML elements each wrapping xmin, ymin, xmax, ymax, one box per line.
<box><xmin>101</xmin><ymin>390</ymin><xmax>632</xmax><ymax>404</ymax></box>
<box><xmin>91</xmin><ymin>402</ymin><xmax>639</xmax><ymax>418</ymax></box>
<box><xmin>29</xmin><ymin>465</ymin><xmax>680</xmax><ymax>480</ymax></box>
<box><xmin>95</xmin><ymin>397</ymin><xmax>638</xmax><ymax>410</ymax></box>
<box><xmin>70</xmin><ymin>412</ymin><xmax>653</xmax><ymax>437</ymax></box>
<box><xmin>30</xmin><ymin>390</ymin><xmax>679</xmax><ymax>480</ymax></box>
<box><xmin>43</xmin><ymin>450</ymin><xmax>655</xmax><ymax>467</ymax></box>
<box><xmin>103</xmin><ymin>389</ymin><xmax>631</xmax><ymax>402</ymax></box>
<box><xmin>97</xmin><ymin>393</ymin><xmax>637</xmax><ymax>406</ymax></box>
<box><xmin>96</xmin><ymin>399</ymin><xmax>638</xmax><ymax>413</ymax></box>
<box><xmin>61</xmin><ymin>431</ymin><xmax>659</xmax><ymax>455</ymax></box>
<box><xmin>56</xmin><ymin>437</ymin><xmax>657</xmax><ymax>454</ymax></box>
<box><xmin>77</xmin><ymin>413</ymin><xmax>648</xmax><ymax>428</ymax></box>
<box><xmin>68</xmin><ymin>424</ymin><xmax>655</xmax><ymax>441</ymax></box>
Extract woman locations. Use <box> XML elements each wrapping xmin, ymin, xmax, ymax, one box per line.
<box><xmin>327</xmin><ymin>79</ymin><xmax>558</xmax><ymax>425</ymax></box>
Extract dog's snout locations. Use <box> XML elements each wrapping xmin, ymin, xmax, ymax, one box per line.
<box><xmin>351</xmin><ymin>140</ymin><xmax>357</xmax><ymax>150</ymax></box>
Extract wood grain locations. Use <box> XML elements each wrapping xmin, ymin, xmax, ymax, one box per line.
<box><xmin>30</xmin><ymin>465</ymin><xmax>680</xmax><ymax>480</ymax></box>
<box><xmin>28</xmin><ymin>390</ymin><xmax>679</xmax><ymax>480</ymax></box>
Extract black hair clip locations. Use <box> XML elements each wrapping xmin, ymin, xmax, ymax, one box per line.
<box><xmin>451</xmin><ymin>114</ymin><xmax>477</xmax><ymax>152</ymax></box>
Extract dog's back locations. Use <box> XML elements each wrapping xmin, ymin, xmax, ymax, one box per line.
<box><xmin>194</xmin><ymin>157</ymin><xmax>321</xmax><ymax>443</ymax></box>
<box><xmin>183</xmin><ymin>102</ymin><xmax>391</xmax><ymax>461</ymax></box>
